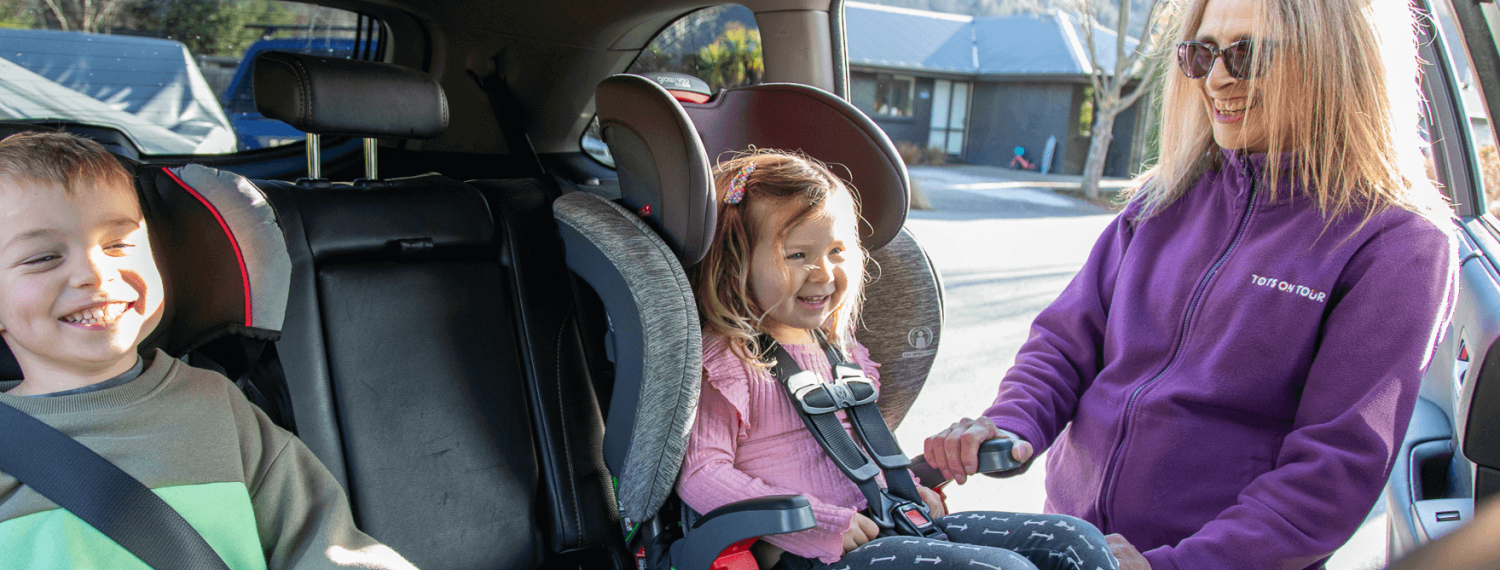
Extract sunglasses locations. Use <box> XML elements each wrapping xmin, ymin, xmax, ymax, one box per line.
<box><xmin>1176</xmin><ymin>39</ymin><xmax>1260</xmax><ymax>80</ymax></box>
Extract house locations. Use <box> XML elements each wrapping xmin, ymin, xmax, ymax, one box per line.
<box><xmin>846</xmin><ymin>2</ymin><xmax>1148</xmax><ymax>177</ymax></box>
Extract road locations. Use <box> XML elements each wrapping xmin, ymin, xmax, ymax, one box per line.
<box><xmin>887</xmin><ymin>165</ymin><xmax>1386</xmax><ymax>570</ymax></box>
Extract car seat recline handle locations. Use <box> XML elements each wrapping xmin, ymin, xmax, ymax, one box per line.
<box><xmin>909</xmin><ymin>438</ymin><xmax>1023</xmax><ymax>489</ymax></box>
<box><xmin>671</xmin><ymin>495</ymin><xmax>816</xmax><ymax>570</ymax></box>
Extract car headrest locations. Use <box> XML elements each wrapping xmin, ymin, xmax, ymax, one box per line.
<box><xmin>683</xmin><ymin>83</ymin><xmax>909</xmax><ymax>250</ymax></box>
<box><xmin>254</xmin><ymin>51</ymin><xmax>449</xmax><ymax>139</ymax></box>
<box><xmin>595</xmin><ymin>74</ymin><xmax>716</xmax><ymax>265</ymax></box>
<box><xmin>0</xmin><ymin>164</ymin><xmax>291</xmax><ymax>380</ymax></box>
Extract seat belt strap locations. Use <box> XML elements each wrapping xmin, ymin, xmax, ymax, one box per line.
<box><xmin>0</xmin><ymin>401</ymin><xmax>232</xmax><ymax>570</ymax></box>
<box><xmin>764</xmin><ymin>339</ymin><xmax>945</xmax><ymax>539</ymax></box>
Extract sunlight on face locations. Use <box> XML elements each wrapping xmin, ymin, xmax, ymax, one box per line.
<box><xmin>747</xmin><ymin>189</ymin><xmax>862</xmax><ymax>344</ymax></box>
<box><xmin>0</xmin><ymin>178</ymin><xmax>164</xmax><ymax>385</ymax></box>
<box><xmin>1194</xmin><ymin>0</ymin><xmax>1273</xmax><ymax>152</ymax></box>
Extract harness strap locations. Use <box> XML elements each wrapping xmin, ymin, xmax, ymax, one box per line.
<box><xmin>764</xmin><ymin>337</ymin><xmax>944</xmax><ymax>539</ymax></box>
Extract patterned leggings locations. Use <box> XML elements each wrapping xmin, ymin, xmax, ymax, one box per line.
<box><xmin>773</xmin><ymin>512</ymin><xmax>1117</xmax><ymax>570</ymax></box>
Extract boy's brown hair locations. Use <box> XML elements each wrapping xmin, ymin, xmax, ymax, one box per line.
<box><xmin>0</xmin><ymin>132</ymin><xmax>132</xmax><ymax>195</ymax></box>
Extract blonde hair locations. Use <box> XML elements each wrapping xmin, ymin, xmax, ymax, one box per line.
<box><xmin>690</xmin><ymin>149</ymin><xmax>866</xmax><ymax>366</ymax></box>
<box><xmin>1133</xmin><ymin>0</ymin><xmax>1449</xmax><ymax>225</ymax></box>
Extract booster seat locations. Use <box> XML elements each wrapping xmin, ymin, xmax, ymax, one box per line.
<box><xmin>555</xmin><ymin>73</ymin><xmax>951</xmax><ymax>570</ymax></box>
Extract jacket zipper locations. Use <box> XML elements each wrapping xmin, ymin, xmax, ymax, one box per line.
<box><xmin>1094</xmin><ymin>157</ymin><xmax>1261</xmax><ymax>531</ymax></box>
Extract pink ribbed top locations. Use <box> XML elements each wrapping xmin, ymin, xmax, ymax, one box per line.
<box><xmin>677</xmin><ymin>333</ymin><xmax>886</xmax><ymax>563</ymax></box>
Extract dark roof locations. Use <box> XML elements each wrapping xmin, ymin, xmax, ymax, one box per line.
<box><xmin>845</xmin><ymin>2</ymin><xmax>1137</xmax><ymax>78</ymax></box>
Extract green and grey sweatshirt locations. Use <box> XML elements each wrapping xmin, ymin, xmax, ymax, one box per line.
<box><xmin>0</xmin><ymin>350</ymin><xmax>416</xmax><ymax>570</ymax></box>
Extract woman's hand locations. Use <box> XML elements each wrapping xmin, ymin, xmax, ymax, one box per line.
<box><xmin>917</xmin><ymin>485</ymin><xmax>947</xmax><ymax>518</ymax></box>
<box><xmin>1106</xmin><ymin>534</ymin><xmax>1153</xmax><ymax>570</ymax></box>
<box><xmin>842</xmin><ymin>513</ymin><xmax>880</xmax><ymax>553</ymax></box>
<box><xmin>923</xmin><ymin>416</ymin><xmax>1033</xmax><ymax>485</ymax></box>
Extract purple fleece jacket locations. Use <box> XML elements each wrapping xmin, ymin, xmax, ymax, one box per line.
<box><xmin>983</xmin><ymin>150</ymin><xmax>1459</xmax><ymax>570</ymax></box>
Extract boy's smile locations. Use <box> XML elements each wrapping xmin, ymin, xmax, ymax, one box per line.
<box><xmin>0</xmin><ymin>178</ymin><xmax>163</xmax><ymax>393</ymax></box>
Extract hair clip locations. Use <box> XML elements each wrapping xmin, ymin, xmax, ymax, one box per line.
<box><xmin>725</xmin><ymin>164</ymin><xmax>755</xmax><ymax>204</ymax></box>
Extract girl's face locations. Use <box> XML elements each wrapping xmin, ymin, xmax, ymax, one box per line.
<box><xmin>748</xmin><ymin>189</ymin><xmax>861</xmax><ymax>344</ymax></box>
<box><xmin>1194</xmin><ymin>0</ymin><xmax>1273</xmax><ymax>152</ymax></box>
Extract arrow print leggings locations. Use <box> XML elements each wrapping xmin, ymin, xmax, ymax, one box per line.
<box><xmin>772</xmin><ymin>512</ymin><xmax>1118</xmax><ymax>570</ymax></box>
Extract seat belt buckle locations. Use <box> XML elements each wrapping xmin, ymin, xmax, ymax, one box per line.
<box><xmin>870</xmin><ymin>489</ymin><xmax>947</xmax><ymax>540</ymax></box>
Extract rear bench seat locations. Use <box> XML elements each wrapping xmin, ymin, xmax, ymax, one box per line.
<box><xmin>250</xmin><ymin>52</ymin><xmax>624</xmax><ymax>568</ymax></box>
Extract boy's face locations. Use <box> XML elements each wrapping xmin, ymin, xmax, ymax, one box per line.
<box><xmin>0</xmin><ymin>177</ymin><xmax>163</xmax><ymax>379</ymax></box>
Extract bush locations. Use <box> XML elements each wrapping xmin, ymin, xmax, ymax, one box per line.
<box><xmin>896</xmin><ymin>141</ymin><xmax>949</xmax><ymax>166</ymax></box>
<box><xmin>1478</xmin><ymin>144</ymin><xmax>1500</xmax><ymax>217</ymax></box>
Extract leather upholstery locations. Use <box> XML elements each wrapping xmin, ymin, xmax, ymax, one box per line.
<box><xmin>253</xmin><ymin>52</ymin><xmax>448</xmax><ymax>139</ymax></box>
<box><xmin>255</xmin><ymin>177</ymin><xmax>547</xmax><ymax>569</ymax></box>
<box><xmin>473</xmin><ymin>179</ymin><xmax>627</xmax><ymax>564</ymax></box>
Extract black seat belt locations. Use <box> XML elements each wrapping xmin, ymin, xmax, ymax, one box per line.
<box><xmin>763</xmin><ymin>337</ymin><xmax>947</xmax><ymax>540</ymax></box>
<box><xmin>0</xmin><ymin>400</ymin><xmax>232</xmax><ymax>570</ymax></box>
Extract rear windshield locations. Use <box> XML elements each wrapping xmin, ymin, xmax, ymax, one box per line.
<box><xmin>0</xmin><ymin>2</ymin><xmax>376</xmax><ymax>155</ymax></box>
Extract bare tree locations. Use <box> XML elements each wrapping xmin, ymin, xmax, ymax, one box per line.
<box><xmin>1075</xmin><ymin>0</ymin><xmax>1169</xmax><ymax>198</ymax></box>
<box><xmin>39</xmin><ymin>0</ymin><xmax>128</xmax><ymax>32</ymax></box>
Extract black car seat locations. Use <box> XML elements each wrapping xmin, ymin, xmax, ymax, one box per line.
<box><xmin>556</xmin><ymin>74</ymin><xmax>946</xmax><ymax>570</ymax></box>
<box><xmin>251</xmin><ymin>52</ymin><xmax>626</xmax><ymax>569</ymax></box>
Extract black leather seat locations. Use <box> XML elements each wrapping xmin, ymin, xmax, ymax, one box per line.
<box><xmin>252</xmin><ymin>52</ymin><xmax>625</xmax><ymax>569</ymax></box>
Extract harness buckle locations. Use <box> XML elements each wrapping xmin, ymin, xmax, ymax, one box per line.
<box><xmin>868</xmin><ymin>488</ymin><xmax>947</xmax><ymax>540</ymax></box>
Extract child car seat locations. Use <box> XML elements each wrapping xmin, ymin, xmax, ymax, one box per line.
<box><xmin>557</xmin><ymin>73</ymin><xmax>949</xmax><ymax>570</ymax></box>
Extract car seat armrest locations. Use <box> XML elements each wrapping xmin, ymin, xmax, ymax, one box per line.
<box><xmin>910</xmin><ymin>438</ymin><xmax>1023</xmax><ymax>488</ymax></box>
<box><xmin>671</xmin><ymin>495</ymin><xmax>815</xmax><ymax>570</ymax></box>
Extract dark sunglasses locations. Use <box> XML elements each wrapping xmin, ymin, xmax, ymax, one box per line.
<box><xmin>1176</xmin><ymin>39</ymin><xmax>1259</xmax><ymax>80</ymax></box>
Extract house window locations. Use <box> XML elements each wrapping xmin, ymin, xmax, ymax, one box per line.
<box><xmin>874</xmin><ymin>74</ymin><xmax>915</xmax><ymax>118</ymax></box>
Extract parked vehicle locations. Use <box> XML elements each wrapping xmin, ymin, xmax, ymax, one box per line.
<box><xmin>0</xmin><ymin>28</ymin><xmax>236</xmax><ymax>154</ymax></box>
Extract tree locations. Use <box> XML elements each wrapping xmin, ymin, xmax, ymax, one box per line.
<box><xmin>127</xmin><ymin>0</ymin><xmax>296</xmax><ymax>56</ymax></box>
<box><xmin>1074</xmin><ymin>0</ymin><xmax>1169</xmax><ymax>198</ymax></box>
<box><xmin>38</xmin><ymin>0</ymin><xmax>127</xmax><ymax>32</ymax></box>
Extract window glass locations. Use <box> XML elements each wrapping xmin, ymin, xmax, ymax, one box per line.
<box><xmin>1431</xmin><ymin>0</ymin><xmax>1500</xmax><ymax>216</ymax></box>
<box><xmin>582</xmin><ymin>4</ymin><xmax>763</xmax><ymax>167</ymax></box>
<box><xmin>0</xmin><ymin>1</ymin><xmax>377</xmax><ymax>155</ymax></box>
<box><xmin>872</xmin><ymin>74</ymin><xmax>914</xmax><ymax>118</ymax></box>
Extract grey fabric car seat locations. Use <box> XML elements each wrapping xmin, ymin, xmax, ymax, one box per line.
<box><xmin>679</xmin><ymin>81</ymin><xmax>943</xmax><ymax>428</ymax></box>
<box><xmin>556</xmin><ymin>73</ymin><xmax>948</xmax><ymax>569</ymax></box>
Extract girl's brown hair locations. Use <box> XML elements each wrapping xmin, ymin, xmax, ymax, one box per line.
<box><xmin>690</xmin><ymin>149</ymin><xmax>866</xmax><ymax>366</ymax></box>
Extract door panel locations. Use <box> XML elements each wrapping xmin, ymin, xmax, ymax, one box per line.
<box><xmin>1386</xmin><ymin>0</ymin><xmax>1500</xmax><ymax>561</ymax></box>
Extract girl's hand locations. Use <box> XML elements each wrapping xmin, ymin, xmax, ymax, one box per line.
<box><xmin>842</xmin><ymin>513</ymin><xmax>879</xmax><ymax>553</ymax></box>
<box><xmin>1106</xmin><ymin>534</ymin><xmax>1153</xmax><ymax>570</ymax></box>
<box><xmin>917</xmin><ymin>485</ymin><xmax>947</xmax><ymax>518</ymax></box>
<box><xmin>923</xmin><ymin>416</ymin><xmax>1033</xmax><ymax>485</ymax></box>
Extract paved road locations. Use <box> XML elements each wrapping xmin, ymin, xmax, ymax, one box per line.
<box><xmin>887</xmin><ymin>165</ymin><xmax>1385</xmax><ymax>570</ymax></box>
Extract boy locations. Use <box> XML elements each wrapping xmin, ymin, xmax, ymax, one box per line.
<box><xmin>0</xmin><ymin>131</ymin><xmax>416</xmax><ymax>569</ymax></box>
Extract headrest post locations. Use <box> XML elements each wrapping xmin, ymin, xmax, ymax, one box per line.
<box><xmin>306</xmin><ymin>133</ymin><xmax>323</xmax><ymax>180</ymax></box>
<box><xmin>363</xmin><ymin>138</ymin><xmax>379</xmax><ymax>181</ymax></box>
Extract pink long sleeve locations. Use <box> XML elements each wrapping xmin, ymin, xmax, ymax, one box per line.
<box><xmin>677</xmin><ymin>335</ymin><xmax>882</xmax><ymax>564</ymax></box>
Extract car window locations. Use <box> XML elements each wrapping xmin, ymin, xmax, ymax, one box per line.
<box><xmin>581</xmin><ymin>4</ymin><xmax>762</xmax><ymax>168</ymax></box>
<box><xmin>1428</xmin><ymin>0</ymin><xmax>1500</xmax><ymax>218</ymax></box>
<box><xmin>0</xmin><ymin>1</ymin><xmax>378</xmax><ymax>156</ymax></box>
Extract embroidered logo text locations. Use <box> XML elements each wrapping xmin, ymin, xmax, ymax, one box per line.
<box><xmin>1250</xmin><ymin>274</ymin><xmax>1327</xmax><ymax>303</ymax></box>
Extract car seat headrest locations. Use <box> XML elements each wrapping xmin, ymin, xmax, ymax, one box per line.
<box><xmin>0</xmin><ymin>164</ymin><xmax>291</xmax><ymax>380</ymax></box>
<box><xmin>254</xmin><ymin>52</ymin><xmax>449</xmax><ymax>139</ymax></box>
<box><xmin>595</xmin><ymin>74</ymin><xmax>716</xmax><ymax>265</ymax></box>
<box><xmin>683</xmin><ymin>83</ymin><xmax>910</xmax><ymax>250</ymax></box>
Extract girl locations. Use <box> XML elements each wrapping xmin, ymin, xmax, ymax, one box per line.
<box><xmin>678</xmin><ymin>149</ymin><xmax>1117</xmax><ymax>570</ymax></box>
<box><xmin>925</xmin><ymin>0</ymin><xmax>1458</xmax><ymax>568</ymax></box>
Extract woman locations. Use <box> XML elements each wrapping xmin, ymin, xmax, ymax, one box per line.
<box><xmin>924</xmin><ymin>0</ymin><xmax>1458</xmax><ymax>569</ymax></box>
